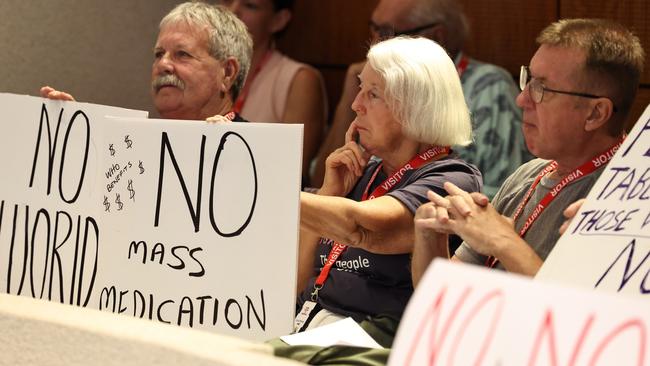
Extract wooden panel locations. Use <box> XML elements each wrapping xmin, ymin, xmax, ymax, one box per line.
<box><xmin>319</xmin><ymin>67</ymin><xmax>348</xmax><ymax>123</ymax></box>
<box><xmin>628</xmin><ymin>87</ymin><xmax>650</xmax><ymax>131</ymax></box>
<box><xmin>275</xmin><ymin>0</ymin><xmax>647</xmax><ymax>127</ymax></box>
<box><xmin>459</xmin><ymin>0</ymin><xmax>556</xmax><ymax>76</ymax></box>
<box><xmin>277</xmin><ymin>0</ymin><xmax>378</xmax><ymax>121</ymax></box>
<box><xmin>561</xmin><ymin>0</ymin><xmax>650</xmax><ymax>84</ymax></box>
<box><xmin>277</xmin><ymin>0</ymin><xmax>377</xmax><ymax>65</ymax></box>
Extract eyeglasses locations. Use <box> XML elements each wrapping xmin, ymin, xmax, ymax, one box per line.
<box><xmin>519</xmin><ymin>66</ymin><xmax>617</xmax><ymax>111</ymax></box>
<box><xmin>369</xmin><ymin>21</ymin><xmax>440</xmax><ymax>40</ymax></box>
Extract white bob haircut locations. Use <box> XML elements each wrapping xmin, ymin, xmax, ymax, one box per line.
<box><xmin>366</xmin><ymin>37</ymin><xmax>472</xmax><ymax>147</ymax></box>
<box><xmin>160</xmin><ymin>2</ymin><xmax>253</xmax><ymax>100</ymax></box>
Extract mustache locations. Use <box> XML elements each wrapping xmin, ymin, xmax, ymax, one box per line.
<box><xmin>152</xmin><ymin>74</ymin><xmax>185</xmax><ymax>92</ymax></box>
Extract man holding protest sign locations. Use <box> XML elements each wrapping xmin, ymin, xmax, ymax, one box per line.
<box><xmin>41</xmin><ymin>2</ymin><xmax>252</xmax><ymax>122</ymax></box>
<box><xmin>412</xmin><ymin>18</ymin><xmax>645</xmax><ymax>282</ymax></box>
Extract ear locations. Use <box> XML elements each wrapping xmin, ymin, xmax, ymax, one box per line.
<box><xmin>220</xmin><ymin>57</ymin><xmax>240</xmax><ymax>96</ymax></box>
<box><xmin>270</xmin><ymin>8</ymin><xmax>291</xmax><ymax>34</ymax></box>
<box><xmin>584</xmin><ymin>98</ymin><xmax>614</xmax><ymax>132</ymax></box>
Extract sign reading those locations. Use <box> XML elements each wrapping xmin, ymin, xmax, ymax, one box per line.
<box><xmin>537</xmin><ymin>104</ymin><xmax>650</xmax><ymax>297</ymax></box>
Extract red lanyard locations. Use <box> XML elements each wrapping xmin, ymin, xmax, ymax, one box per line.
<box><xmin>486</xmin><ymin>137</ymin><xmax>624</xmax><ymax>268</ymax></box>
<box><xmin>233</xmin><ymin>49</ymin><xmax>273</xmax><ymax>114</ymax></box>
<box><xmin>313</xmin><ymin>146</ymin><xmax>450</xmax><ymax>295</ymax></box>
<box><xmin>456</xmin><ymin>53</ymin><xmax>469</xmax><ymax>78</ymax></box>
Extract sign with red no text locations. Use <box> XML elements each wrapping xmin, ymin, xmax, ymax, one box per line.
<box><xmin>389</xmin><ymin>259</ymin><xmax>650</xmax><ymax>365</ymax></box>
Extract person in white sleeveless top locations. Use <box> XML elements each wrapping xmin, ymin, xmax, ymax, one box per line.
<box><xmin>219</xmin><ymin>0</ymin><xmax>328</xmax><ymax>186</ymax></box>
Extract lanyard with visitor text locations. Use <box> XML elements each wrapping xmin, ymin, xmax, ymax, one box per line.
<box><xmin>485</xmin><ymin>137</ymin><xmax>624</xmax><ymax>268</ymax></box>
<box><xmin>311</xmin><ymin>146</ymin><xmax>451</xmax><ymax>300</ymax></box>
<box><xmin>233</xmin><ymin>49</ymin><xmax>273</xmax><ymax>114</ymax></box>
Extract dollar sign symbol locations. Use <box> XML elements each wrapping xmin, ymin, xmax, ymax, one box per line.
<box><xmin>125</xmin><ymin>135</ymin><xmax>133</xmax><ymax>149</ymax></box>
<box><xmin>139</xmin><ymin>160</ymin><xmax>145</xmax><ymax>174</ymax></box>
<box><xmin>127</xmin><ymin>179</ymin><xmax>135</xmax><ymax>201</ymax></box>
<box><xmin>103</xmin><ymin>196</ymin><xmax>110</xmax><ymax>212</ymax></box>
<box><xmin>109</xmin><ymin>144</ymin><xmax>115</xmax><ymax>156</ymax></box>
<box><xmin>115</xmin><ymin>194</ymin><xmax>123</xmax><ymax>211</ymax></box>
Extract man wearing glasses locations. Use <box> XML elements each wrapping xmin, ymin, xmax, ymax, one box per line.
<box><xmin>312</xmin><ymin>0</ymin><xmax>532</xmax><ymax>202</ymax></box>
<box><xmin>412</xmin><ymin>18</ymin><xmax>645</xmax><ymax>283</ymax></box>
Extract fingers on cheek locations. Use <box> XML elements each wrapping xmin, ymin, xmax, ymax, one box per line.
<box><xmin>342</xmin><ymin>156</ymin><xmax>354</xmax><ymax>171</ymax></box>
<box><xmin>347</xmin><ymin>156</ymin><xmax>361</xmax><ymax>175</ymax></box>
<box><xmin>343</xmin><ymin>152</ymin><xmax>359</xmax><ymax>173</ymax></box>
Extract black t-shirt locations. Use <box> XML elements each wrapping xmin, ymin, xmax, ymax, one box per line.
<box><xmin>297</xmin><ymin>155</ymin><xmax>482</xmax><ymax>322</ymax></box>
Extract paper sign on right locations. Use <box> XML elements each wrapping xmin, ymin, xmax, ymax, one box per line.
<box><xmin>536</xmin><ymin>104</ymin><xmax>650</xmax><ymax>296</ymax></box>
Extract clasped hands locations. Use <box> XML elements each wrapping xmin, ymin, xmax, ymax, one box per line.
<box><xmin>415</xmin><ymin>182</ymin><xmax>515</xmax><ymax>257</ymax></box>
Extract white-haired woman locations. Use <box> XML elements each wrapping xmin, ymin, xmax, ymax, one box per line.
<box><xmin>282</xmin><ymin>37</ymin><xmax>482</xmax><ymax>357</ymax></box>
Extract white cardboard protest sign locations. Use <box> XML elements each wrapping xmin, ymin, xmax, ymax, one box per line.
<box><xmin>536</xmin><ymin>104</ymin><xmax>650</xmax><ymax>297</ymax></box>
<box><xmin>0</xmin><ymin>94</ymin><xmax>147</xmax><ymax>311</ymax></box>
<box><xmin>0</xmin><ymin>93</ymin><xmax>302</xmax><ymax>341</ymax></box>
<box><xmin>390</xmin><ymin>259</ymin><xmax>650</xmax><ymax>365</ymax></box>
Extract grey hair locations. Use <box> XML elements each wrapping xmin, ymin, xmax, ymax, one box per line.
<box><xmin>407</xmin><ymin>0</ymin><xmax>469</xmax><ymax>56</ymax></box>
<box><xmin>367</xmin><ymin>36</ymin><xmax>472</xmax><ymax>146</ymax></box>
<box><xmin>160</xmin><ymin>2</ymin><xmax>253</xmax><ymax>100</ymax></box>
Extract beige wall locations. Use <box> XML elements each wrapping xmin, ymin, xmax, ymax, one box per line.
<box><xmin>0</xmin><ymin>0</ymin><xmax>185</xmax><ymax>117</ymax></box>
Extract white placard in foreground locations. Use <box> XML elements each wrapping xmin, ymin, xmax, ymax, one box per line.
<box><xmin>0</xmin><ymin>93</ymin><xmax>302</xmax><ymax>341</ymax></box>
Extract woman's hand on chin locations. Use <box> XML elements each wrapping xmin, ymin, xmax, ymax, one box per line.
<box><xmin>319</xmin><ymin>121</ymin><xmax>370</xmax><ymax>196</ymax></box>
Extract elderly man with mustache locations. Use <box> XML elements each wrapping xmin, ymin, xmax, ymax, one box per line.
<box><xmin>41</xmin><ymin>2</ymin><xmax>252</xmax><ymax>123</ymax></box>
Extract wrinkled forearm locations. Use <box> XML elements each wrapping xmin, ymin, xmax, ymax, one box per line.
<box><xmin>412</xmin><ymin>230</ymin><xmax>449</xmax><ymax>287</ymax></box>
<box><xmin>492</xmin><ymin>234</ymin><xmax>544</xmax><ymax>276</ymax></box>
<box><xmin>301</xmin><ymin>192</ymin><xmax>363</xmax><ymax>247</ymax></box>
<box><xmin>300</xmin><ymin>192</ymin><xmax>414</xmax><ymax>254</ymax></box>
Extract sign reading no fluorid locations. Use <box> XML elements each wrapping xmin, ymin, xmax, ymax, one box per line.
<box><xmin>537</xmin><ymin>104</ymin><xmax>650</xmax><ymax>297</ymax></box>
<box><xmin>0</xmin><ymin>93</ymin><xmax>302</xmax><ymax>341</ymax></box>
<box><xmin>389</xmin><ymin>259</ymin><xmax>650</xmax><ymax>365</ymax></box>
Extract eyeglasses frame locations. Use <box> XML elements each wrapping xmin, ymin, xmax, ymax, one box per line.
<box><xmin>369</xmin><ymin>21</ymin><xmax>440</xmax><ymax>40</ymax></box>
<box><xmin>519</xmin><ymin>66</ymin><xmax>617</xmax><ymax>112</ymax></box>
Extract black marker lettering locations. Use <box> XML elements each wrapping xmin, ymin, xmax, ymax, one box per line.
<box><xmin>154</xmin><ymin>132</ymin><xmax>206</xmax><ymax>232</ymax></box>
<box><xmin>209</xmin><ymin>132</ymin><xmax>258</xmax><ymax>237</ymax></box>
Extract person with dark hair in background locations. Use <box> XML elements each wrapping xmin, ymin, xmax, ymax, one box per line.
<box><xmin>313</xmin><ymin>0</ymin><xmax>532</xmax><ymax>200</ymax></box>
<box><xmin>219</xmin><ymin>0</ymin><xmax>327</xmax><ymax>186</ymax></box>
